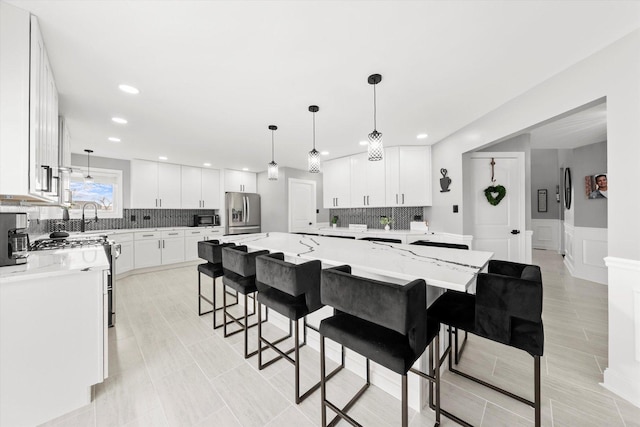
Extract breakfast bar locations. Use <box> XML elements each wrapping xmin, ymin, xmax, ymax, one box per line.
<box><xmin>217</xmin><ymin>232</ymin><xmax>493</xmax><ymax>410</ymax></box>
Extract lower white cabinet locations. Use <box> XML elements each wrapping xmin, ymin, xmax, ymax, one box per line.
<box><xmin>133</xmin><ymin>230</ymin><xmax>186</xmax><ymax>269</ymax></box>
<box><xmin>107</xmin><ymin>232</ymin><xmax>133</xmax><ymax>275</ymax></box>
<box><xmin>184</xmin><ymin>228</ymin><xmax>222</xmax><ymax>261</ymax></box>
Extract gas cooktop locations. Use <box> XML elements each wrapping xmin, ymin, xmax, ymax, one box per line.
<box><xmin>30</xmin><ymin>235</ymin><xmax>108</xmax><ymax>251</ymax></box>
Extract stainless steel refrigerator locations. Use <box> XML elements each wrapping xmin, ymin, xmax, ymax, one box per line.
<box><xmin>225</xmin><ymin>192</ymin><xmax>261</xmax><ymax>235</ymax></box>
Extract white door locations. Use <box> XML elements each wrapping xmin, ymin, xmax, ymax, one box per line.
<box><xmin>289</xmin><ymin>178</ymin><xmax>316</xmax><ymax>233</ymax></box>
<box><xmin>469</xmin><ymin>152</ymin><xmax>525</xmax><ymax>262</ymax></box>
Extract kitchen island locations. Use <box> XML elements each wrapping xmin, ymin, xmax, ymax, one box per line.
<box><xmin>0</xmin><ymin>247</ymin><xmax>109</xmax><ymax>426</ymax></box>
<box><xmin>217</xmin><ymin>232</ymin><xmax>492</xmax><ymax>410</ymax></box>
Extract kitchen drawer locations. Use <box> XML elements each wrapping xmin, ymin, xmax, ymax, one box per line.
<box><xmin>134</xmin><ymin>231</ymin><xmax>161</xmax><ymax>240</ymax></box>
<box><xmin>161</xmin><ymin>230</ymin><xmax>184</xmax><ymax>238</ymax></box>
<box><xmin>185</xmin><ymin>229</ymin><xmax>207</xmax><ymax>237</ymax></box>
<box><xmin>108</xmin><ymin>232</ymin><xmax>133</xmax><ymax>243</ymax></box>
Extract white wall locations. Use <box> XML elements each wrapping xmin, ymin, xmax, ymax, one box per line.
<box><xmin>430</xmin><ymin>29</ymin><xmax>640</xmax><ymax>407</ymax></box>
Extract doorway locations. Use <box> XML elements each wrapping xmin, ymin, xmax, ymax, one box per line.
<box><xmin>288</xmin><ymin>178</ymin><xmax>316</xmax><ymax>233</ymax></box>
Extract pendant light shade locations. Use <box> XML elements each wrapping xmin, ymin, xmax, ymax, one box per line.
<box><xmin>84</xmin><ymin>149</ymin><xmax>94</xmax><ymax>183</ymax></box>
<box><xmin>367</xmin><ymin>74</ymin><xmax>384</xmax><ymax>161</ymax></box>
<box><xmin>268</xmin><ymin>125</ymin><xmax>278</xmax><ymax>180</ymax></box>
<box><xmin>308</xmin><ymin>105</ymin><xmax>320</xmax><ymax>173</ymax></box>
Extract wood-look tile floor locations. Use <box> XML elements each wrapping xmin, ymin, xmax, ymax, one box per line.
<box><xmin>40</xmin><ymin>250</ymin><xmax>640</xmax><ymax>426</ymax></box>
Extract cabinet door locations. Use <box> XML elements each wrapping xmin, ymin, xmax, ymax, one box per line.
<box><xmin>399</xmin><ymin>146</ymin><xmax>431</xmax><ymax>206</ymax></box>
<box><xmin>201</xmin><ymin>168</ymin><xmax>221</xmax><ymax>209</ymax></box>
<box><xmin>224</xmin><ymin>170</ymin><xmax>242</xmax><ymax>192</ymax></box>
<box><xmin>350</xmin><ymin>154</ymin><xmax>367</xmax><ymax>208</ymax></box>
<box><xmin>184</xmin><ymin>232</ymin><xmax>205</xmax><ymax>261</ymax></box>
<box><xmin>134</xmin><ymin>239</ymin><xmax>161</xmax><ymax>269</ymax></box>
<box><xmin>161</xmin><ymin>237</ymin><xmax>185</xmax><ymax>265</ymax></box>
<box><xmin>115</xmin><ymin>240</ymin><xmax>134</xmax><ymax>274</ymax></box>
<box><xmin>323</xmin><ymin>157</ymin><xmax>350</xmax><ymax>208</ymax></box>
<box><xmin>385</xmin><ymin>146</ymin><xmax>401</xmax><ymax>206</ymax></box>
<box><xmin>29</xmin><ymin>16</ymin><xmax>45</xmax><ymax>196</ymax></box>
<box><xmin>130</xmin><ymin>160</ymin><xmax>159</xmax><ymax>208</ymax></box>
<box><xmin>181</xmin><ymin>166</ymin><xmax>202</xmax><ymax>208</ymax></box>
<box><xmin>158</xmin><ymin>163</ymin><xmax>181</xmax><ymax>208</ymax></box>
<box><xmin>241</xmin><ymin>171</ymin><xmax>256</xmax><ymax>193</ymax></box>
<box><xmin>366</xmin><ymin>155</ymin><xmax>386</xmax><ymax>207</ymax></box>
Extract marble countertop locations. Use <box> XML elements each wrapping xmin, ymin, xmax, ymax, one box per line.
<box><xmin>0</xmin><ymin>246</ymin><xmax>110</xmax><ymax>283</ymax></box>
<box><xmin>31</xmin><ymin>225</ymin><xmax>223</xmax><ymax>241</ymax></box>
<box><xmin>220</xmin><ymin>232</ymin><xmax>492</xmax><ymax>292</ymax></box>
<box><xmin>314</xmin><ymin>226</ymin><xmax>432</xmax><ymax>235</ymax></box>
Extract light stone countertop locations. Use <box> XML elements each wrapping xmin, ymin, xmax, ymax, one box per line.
<box><xmin>0</xmin><ymin>246</ymin><xmax>109</xmax><ymax>283</ymax></box>
<box><xmin>220</xmin><ymin>232</ymin><xmax>492</xmax><ymax>292</ymax></box>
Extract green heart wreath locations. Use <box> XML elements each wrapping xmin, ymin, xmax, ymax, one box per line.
<box><xmin>484</xmin><ymin>185</ymin><xmax>507</xmax><ymax>206</ymax></box>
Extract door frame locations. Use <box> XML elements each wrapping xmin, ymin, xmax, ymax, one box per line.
<box><xmin>468</xmin><ymin>151</ymin><xmax>526</xmax><ymax>262</ymax></box>
<box><xmin>288</xmin><ymin>178</ymin><xmax>317</xmax><ymax>233</ymax></box>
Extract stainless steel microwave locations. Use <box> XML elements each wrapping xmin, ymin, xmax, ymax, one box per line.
<box><xmin>194</xmin><ymin>214</ymin><xmax>219</xmax><ymax>227</ymax></box>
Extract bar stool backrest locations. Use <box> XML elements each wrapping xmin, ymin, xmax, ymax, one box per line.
<box><xmin>475</xmin><ymin>261</ymin><xmax>543</xmax><ymax>356</ymax></box>
<box><xmin>256</xmin><ymin>252</ymin><xmax>323</xmax><ymax>313</ymax></box>
<box><xmin>321</xmin><ymin>266</ymin><xmax>427</xmax><ymax>342</ymax></box>
<box><xmin>222</xmin><ymin>245</ymin><xmax>269</xmax><ymax>277</ymax></box>
<box><xmin>198</xmin><ymin>240</ymin><xmax>235</xmax><ymax>264</ymax></box>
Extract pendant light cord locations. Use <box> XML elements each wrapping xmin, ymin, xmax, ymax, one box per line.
<box><xmin>271</xmin><ymin>130</ymin><xmax>275</xmax><ymax>162</ymax></box>
<box><xmin>312</xmin><ymin>111</ymin><xmax>316</xmax><ymax>150</ymax></box>
<box><xmin>373</xmin><ymin>82</ymin><xmax>377</xmax><ymax>130</ymax></box>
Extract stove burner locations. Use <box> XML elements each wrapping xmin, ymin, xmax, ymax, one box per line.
<box><xmin>30</xmin><ymin>235</ymin><xmax>108</xmax><ymax>251</ymax></box>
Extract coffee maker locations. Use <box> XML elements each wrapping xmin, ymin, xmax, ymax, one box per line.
<box><xmin>1</xmin><ymin>213</ymin><xmax>29</xmax><ymax>267</ymax></box>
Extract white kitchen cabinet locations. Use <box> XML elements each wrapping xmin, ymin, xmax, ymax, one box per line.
<box><xmin>130</xmin><ymin>160</ymin><xmax>181</xmax><ymax>208</ymax></box>
<box><xmin>181</xmin><ymin>166</ymin><xmax>221</xmax><ymax>209</ymax></box>
<box><xmin>57</xmin><ymin>116</ymin><xmax>72</xmax><ymax>205</ymax></box>
<box><xmin>0</xmin><ymin>5</ymin><xmax>59</xmax><ymax>202</ymax></box>
<box><xmin>322</xmin><ymin>157</ymin><xmax>351</xmax><ymax>208</ymax></box>
<box><xmin>385</xmin><ymin>146</ymin><xmax>432</xmax><ymax>207</ymax></box>
<box><xmin>107</xmin><ymin>232</ymin><xmax>133</xmax><ymax>275</ymax></box>
<box><xmin>185</xmin><ymin>228</ymin><xmax>222</xmax><ymax>261</ymax></box>
<box><xmin>133</xmin><ymin>230</ymin><xmax>185</xmax><ymax>268</ymax></box>
<box><xmin>161</xmin><ymin>230</ymin><xmax>185</xmax><ymax>264</ymax></box>
<box><xmin>225</xmin><ymin>169</ymin><xmax>256</xmax><ymax>193</ymax></box>
<box><xmin>350</xmin><ymin>153</ymin><xmax>386</xmax><ymax>207</ymax></box>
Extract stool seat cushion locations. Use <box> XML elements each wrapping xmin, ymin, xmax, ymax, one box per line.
<box><xmin>257</xmin><ymin>288</ymin><xmax>308</xmax><ymax>320</ymax></box>
<box><xmin>427</xmin><ymin>291</ymin><xmax>475</xmax><ymax>332</ymax></box>
<box><xmin>320</xmin><ymin>312</ymin><xmax>439</xmax><ymax>376</ymax></box>
<box><xmin>198</xmin><ymin>262</ymin><xmax>223</xmax><ymax>278</ymax></box>
<box><xmin>222</xmin><ymin>271</ymin><xmax>258</xmax><ymax>295</ymax></box>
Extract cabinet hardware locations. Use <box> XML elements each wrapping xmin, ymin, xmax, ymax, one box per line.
<box><xmin>143</xmin><ymin>234</ymin><xmax>154</xmax><ymax>237</ymax></box>
<box><xmin>157</xmin><ymin>240</ymin><xmax>160</xmax><ymax>249</ymax></box>
<box><xmin>402</xmin><ymin>194</ymin><xmax>405</xmax><ymax>204</ymax></box>
<box><xmin>363</xmin><ymin>196</ymin><xmax>366</xmax><ymax>205</ymax></box>
<box><xmin>155</xmin><ymin>199</ymin><xmax>158</xmax><ymax>207</ymax></box>
<box><xmin>163</xmin><ymin>240</ymin><xmax>165</xmax><ymax>248</ymax></box>
<box><xmin>159</xmin><ymin>199</ymin><xmax>162</xmax><ymax>207</ymax></box>
<box><xmin>168</xmin><ymin>232</ymin><xmax>178</xmax><ymax>236</ymax></box>
<box><xmin>37</xmin><ymin>165</ymin><xmax>52</xmax><ymax>192</ymax></box>
<box><xmin>367</xmin><ymin>195</ymin><xmax>369</xmax><ymax>205</ymax></box>
<box><xmin>396</xmin><ymin>194</ymin><xmax>398</xmax><ymax>204</ymax></box>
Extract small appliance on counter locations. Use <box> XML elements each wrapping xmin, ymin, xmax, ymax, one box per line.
<box><xmin>0</xmin><ymin>213</ymin><xmax>29</xmax><ymax>267</ymax></box>
<box><xmin>194</xmin><ymin>214</ymin><xmax>220</xmax><ymax>227</ymax></box>
<box><xmin>225</xmin><ymin>192</ymin><xmax>261</xmax><ymax>235</ymax></box>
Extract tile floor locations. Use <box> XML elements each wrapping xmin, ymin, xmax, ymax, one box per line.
<box><xmin>40</xmin><ymin>250</ymin><xmax>640</xmax><ymax>426</ymax></box>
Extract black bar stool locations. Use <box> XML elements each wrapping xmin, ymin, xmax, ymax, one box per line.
<box><xmin>427</xmin><ymin>260</ymin><xmax>544</xmax><ymax>427</ymax></box>
<box><xmin>197</xmin><ymin>240</ymin><xmax>238</xmax><ymax>329</ymax></box>
<box><xmin>255</xmin><ymin>252</ymin><xmax>344</xmax><ymax>403</ymax></box>
<box><xmin>319</xmin><ymin>265</ymin><xmax>441</xmax><ymax>427</ymax></box>
<box><xmin>221</xmin><ymin>245</ymin><xmax>270</xmax><ymax>358</ymax></box>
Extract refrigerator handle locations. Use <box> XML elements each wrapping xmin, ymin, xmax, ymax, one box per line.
<box><xmin>245</xmin><ymin>196</ymin><xmax>250</xmax><ymax>224</ymax></box>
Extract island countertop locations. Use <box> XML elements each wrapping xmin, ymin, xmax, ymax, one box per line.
<box><xmin>219</xmin><ymin>232</ymin><xmax>492</xmax><ymax>292</ymax></box>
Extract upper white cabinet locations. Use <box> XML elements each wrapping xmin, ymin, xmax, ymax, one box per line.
<box><xmin>130</xmin><ymin>160</ymin><xmax>181</xmax><ymax>208</ymax></box>
<box><xmin>181</xmin><ymin>166</ymin><xmax>221</xmax><ymax>209</ymax></box>
<box><xmin>350</xmin><ymin>153</ymin><xmax>386</xmax><ymax>208</ymax></box>
<box><xmin>385</xmin><ymin>146</ymin><xmax>432</xmax><ymax>207</ymax></box>
<box><xmin>0</xmin><ymin>5</ymin><xmax>59</xmax><ymax>202</ymax></box>
<box><xmin>225</xmin><ymin>169</ymin><xmax>256</xmax><ymax>193</ymax></box>
<box><xmin>323</xmin><ymin>157</ymin><xmax>351</xmax><ymax>208</ymax></box>
<box><xmin>322</xmin><ymin>146</ymin><xmax>432</xmax><ymax>209</ymax></box>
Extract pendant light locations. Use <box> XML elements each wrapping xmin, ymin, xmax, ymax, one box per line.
<box><xmin>267</xmin><ymin>125</ymin><xmax>278</xmax><ymax>180</ymax></box>
<box><xmin>308</xmin><ymin>105</ymin><xmax>320</xmax><ymax>173</ymax></box>
<box><xmin>367</xmin><ymin>73</ymin><xmax>384</xmax><ymax>161</ymax></box>
<box><xmin>84</xmin><ymin>149</ymin><xmax>94</xmax><ymax>183</ymax></box>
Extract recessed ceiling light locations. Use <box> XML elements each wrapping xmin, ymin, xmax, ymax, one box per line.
<box><xmin>203</xmin><ymin>163</ymin><xmax>211</xmax><ymax>167</ymax></box>
<box><xmin>112</xmin><ymin>117</ymin><xmax>127</xmax><ymax>124</ymax></box>
<box><xmin>359</xmin><ymin>141</ymin><xmax>368</xmax><ymax>146</ymax></box>
<box><xmin>108</xmin><ymin>137</ymin><xmax>121</xmax><ymax>142</ymax></box>
<box><xmin>118</xmin><ymin>84</ymin><xmax>139</xmax><ymax>94</ymax></box>
<box><xmin>320</xmin><ymin>151</ymin><xmax>329</xmax><ymax>156</ymax></box>
<box><xmin>158</xmin><ymin>156</ymin><xmax>168</xmax><ymax>161</ymax></box>
<box><xmin>417</xmin><ymin>133</ymin><xmax>429</xmax><ymax>139</ymax></box>
<box><xmin>242</xmin><ymin>168</ymin><xmax>249</xmax><ymax>171</ymax></box>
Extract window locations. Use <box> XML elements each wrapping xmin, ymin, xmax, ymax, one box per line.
<box><xmin>68</xmin><ymin>166</ymin><xmax>123</xmax><ymax>219</ymax></box>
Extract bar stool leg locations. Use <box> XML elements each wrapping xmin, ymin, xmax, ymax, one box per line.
<box><xmin>320</xmin><ymin>335</ymin><xmax>327</xmax><ymax>427</ymax></box>
<box><xmin>535</xmin><ymin>355</ymin><xmax>541</xmax><ymax>427</ymax></box>
<box><xmin>401</xmin><ymin>374</ymin><xmax>408</xmax><ymax>427</ymax></box>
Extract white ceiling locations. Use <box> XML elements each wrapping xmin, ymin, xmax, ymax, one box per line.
<box><xmin>6</xmin><ymin>1</ymin><xmax>640</xmax><ymax>172</ymax></box>
<box><xmin>528</xmin><ymin>102</ymin><xmax>608</xmax><ymax>149</ymax></box>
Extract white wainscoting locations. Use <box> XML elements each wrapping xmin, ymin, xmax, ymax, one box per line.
<box><xmin>563</xmin><ymin>223</ymin><xmax>608</xmax><ymax>285</ymax></box>
<box><xmin>531</xmin><ymin>219</ymin><xmax>561</xmax><ymax>251</ymax></box>
<box><xmin>603</xmin><ymin>257</ymin><xmax>640</xmax><ymax>408</ymax></box>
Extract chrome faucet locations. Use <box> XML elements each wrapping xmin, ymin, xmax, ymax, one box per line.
<box><xmin>81</xmin><ymin>202</ymin><xmax>98</xmax><ymax>232</ymax></box>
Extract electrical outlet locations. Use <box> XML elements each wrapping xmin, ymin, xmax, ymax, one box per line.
<box><xmin>130</xmin><ymin>215</ymin><xmax>136</xmax><ymax>221</ymax></box>
<box><xmin>143</xmin><ymin>215</ymin><xmax>151</xmax><ymax>220</ymax></box>
<box><xmin>316</xmin><ymin>209</ymin><xmax>319</xmax><ymax>214</ymax></box>
<box><xmin>453</xmin><ymin>205</ymin><xmax>459</xmax><ymax>213</ymax></box>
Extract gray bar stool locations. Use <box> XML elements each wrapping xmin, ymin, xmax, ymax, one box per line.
<box><xmin>319</xmin><ymin>265</ymin><xmax>441</xmax><ymax>427</ymax></box>
<box><xmin>197</xmin><ymin>240</ymin><xmax>238</xmax><ymax>329</ymax></box>
<box><xmin>221</xmin><ymin>245</ymin><xmax>270</xmax><ymax>358</ymax></box>
<box><xmin>255</xmin><ymin>252</ymin><xmax>344</xmax><ymax>403</ymax></box>
<box><xmin>427</xmin><ymin>260</ymin><xmax>544</xmax><ymax>427</ymax></box>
